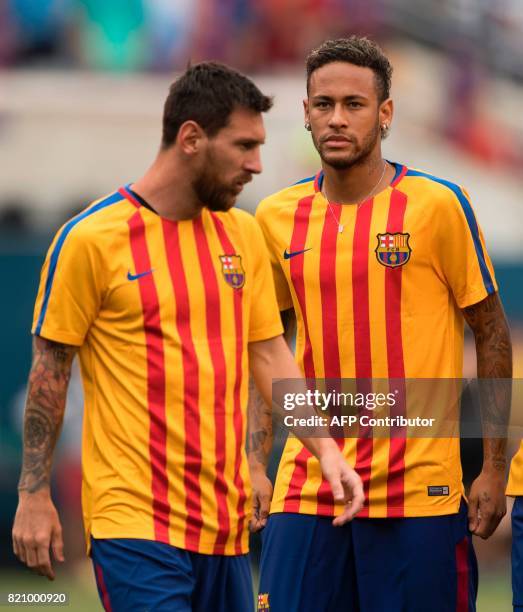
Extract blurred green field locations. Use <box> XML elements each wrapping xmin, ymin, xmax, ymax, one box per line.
<box><xmin>477</xmin><ymin>572</ymin><xmax>512</xmax><ymax>611</ymax></box>
<box><xmin>0</xmin><ymin>567</ymin><xmax>511</xmax><ymax>611</ymax></box>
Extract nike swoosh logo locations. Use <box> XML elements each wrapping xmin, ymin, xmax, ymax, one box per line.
<box><xmin>127</xmin><ymin>269</ymin><xmax>154</xmax><ymax>281</ymax></box>
<box><xmin>283</xmin><ymin>248</ymin><xmax>312</xmax><ymax>260</ymax></box>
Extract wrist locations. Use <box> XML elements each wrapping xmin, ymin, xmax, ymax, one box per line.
<box><xmin>18</xmin><ymin>485</ymin><xmax>51</xmax><ymax>499</ymax></box>
<box><xmin>481</xmin><ymin>460</ymin><xmax>506</xmax><ymax>476</ymax></box>
<box><xmin>248</xmin><ymin>457</ymin><xmax>268</xmax><ymax>475</ymax></box>
<box><xmin>309</xmin><ymin>436</ymin><xmax>339</xmax><ymax>459</ymax></box>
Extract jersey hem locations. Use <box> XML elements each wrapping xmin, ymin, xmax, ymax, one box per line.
<box><xmin>248</xmin><ymin>323</ymin><xmax>284</xmax><ymax>343</ymax></box>
<box><xmin>456</xmin><ymin>284</ymin><xmax>497</xmax><ymax>309</ymax></box>
<box><xmin>32</xmin><ymin>327</ymin><xmax>84</xmax><ymax>346</ymax></box>
<box><xmin>269</xmin><ymin>499</ymin><xmax>463</xmax><ymax>518</ymax></box>
<box><xmin>88</xmin><ymin>526</ymin><xmax>249</xmax><ymax>556</ymax></box>
<box><xmin>277</xmin><ymin>298</ymin><xmax>294</xmax><ymax>311</ymax></box>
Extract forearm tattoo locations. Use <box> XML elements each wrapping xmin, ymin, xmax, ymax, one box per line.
<box><xmin>247</xmin><ymin>376</ymin><xmax>272</xmax><ymax>469</ymax></box>
<box><xmin>18</xmin><ymin>337</ymin><xmax>76</xmax><ymax>493</ymax></box>
<box><xmin>463</xmin><ymin>293</ymin><xmax>512</xmax><ymax>471</ymax></box>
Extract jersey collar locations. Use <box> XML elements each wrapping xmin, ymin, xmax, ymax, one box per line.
<box><xmin>313</xmin><ymin>161</ymin><xmax>408</xmax><ymax>193</ymax></box>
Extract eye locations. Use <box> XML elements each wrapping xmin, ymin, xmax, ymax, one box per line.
<box><xmin>314</xmin><ymin>100</ymin><xmax>330</xmax><ymax>109</ymax></box>
<box><xmin>348</xmin><ymin>101</ymin><xmax>363</xmax><ymax>109</ymax></box>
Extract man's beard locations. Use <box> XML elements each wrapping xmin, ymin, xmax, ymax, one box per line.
<box><xmin>192</xmin><ymin>166</ymin><xmax>236</xmax><ymax>213</ymax></box>
<box><xmin>314</xmin><ymin>120</ymin><xmax>381</xmax><ymax>170</ymax></box>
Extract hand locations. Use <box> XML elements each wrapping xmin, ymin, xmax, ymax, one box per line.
<box><xmin>12</xmin><ymin>491</ymin><xmax>65</xmax><ymax>580</ymax></box>
<box><xmin>467</xmin><ymin>468</ymin><xmax>506</xmax><ymax>539</ymax></box>
<box><xmin>318</xmin><ymin>444</ymin><xmax>364</xmax><ymax>526</ymax></box>
<box><xmin>249</xmin><ymin>467</ymin><xmax>273</xmax><ymax>532</ymax></box>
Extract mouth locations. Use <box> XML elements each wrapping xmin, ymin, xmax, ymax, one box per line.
<box><xmin>322</xmin><ymin>135</ymin><xmax>353</xmax><ymax>148</ymax></box>
<box><xmin>233</xmin><ymin>175</ymin><xmax>252</xmax><ymax>192</ymax></box>
<box><xmin>232</xmin><ymin>181</ymin><xmax>247</xmax><ymax>194</ymax></box>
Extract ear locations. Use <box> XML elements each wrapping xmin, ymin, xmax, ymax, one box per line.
<box><xmin>379</xmin><ymin>98</ymin><xmax>393</xmax><ymax>131</ymax></box>
<box><xmin>303</xmin><ymin>98</ymin><xmax>310</xmax><ymax>126</ymax></box>
<box><xmin>177</xmin><ymin>120</ymin><xmax>206</xmax><ymax>155</ymax></box>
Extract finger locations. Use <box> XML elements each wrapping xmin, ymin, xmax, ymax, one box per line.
<box><xmin>467</xmin><ymin>496</ymin><xmax>480</xmax><ymax>533</ymax></box>
<box><xmin>249</xmin><ymin>518</ymin><xmax>263</xmax><ymax>533</ymax></box>
<box><xmin>332</xmin><ymin>504</ymin><xmax>355</xmax><ymax>527</ymax></box>
<box><xmin>340</xmin><ymin>469</ymin><xmax>364</xmax><ymax>509</ymax></box>
<box><xmin>332</xmin><ymin>477</ymin><xmax>364</xmax><ymax>527</ymax></box>
<box><xmin>25</xmin><ymin>545</ymin><xmax>38</xmax><ymax>571</ymax></box>
<box><xmin>260</xmin><ymin>495</ymin><xmax>270</xmax><ymax>520</ymax></box>
<box><xmin>12</xmin><ymin>534</ymin><xmax>21</xmax><ymax>560</ymax></box>
<box><xmin>475</xmin><ymin>510</ymin><xmax>502</xmax><ymax>540</ymax></box>
<box><xmin>35</xmin><ymin>544</ymin><xmax>54</xmax><ymax>581</ymax></box>
<box><xmin>15</xmin><ymin>543</ymin><xmax>27</xmax><ymax>564</ymax></box>
<box><xmin>51</xmin><ymin>526</ymin><xmax>65</xmax><ymax>563</ymax></box>
<box><xmin>325</xmin><ymin>472</ymin><xmax>344</xmax><ymax>502</ymax></box>
<box><xmin>253</xmin><ymin>497</ymin><xmax>261</xmax><ymax>520</ymax></box>
<box><xmin>346</xmin><ymin>475</ymin><xmax>365</xmax><ymax>513</ymax></box>
<box><xmin>258</xmin><ymin>515</ymin><xmax>268</xmax><ymax>529</ymax></box>
<box><xmin>333</xmin><ymin>491</ymin><xmax>363</xmax><ymax>525</ymax></box>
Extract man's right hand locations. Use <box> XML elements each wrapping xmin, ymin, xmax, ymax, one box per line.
<box><xmin>12</xmin><ymin>491</ymin><xmax>65</xmax><ymax>580</ymax></box>
<box><xmin>317</xmin><ymin>442</ymin><xmax>365</xmax><ymax>526</ymax></box>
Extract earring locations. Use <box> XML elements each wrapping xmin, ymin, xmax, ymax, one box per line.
<box><xmin>381</xmin><ymin>124</ymin><xmax>390</xmax><ymax>137</ymax></box>
<box><xmin>304</xmin><ymin>122</ymin><xmax>311</xmax><ymax>131</ymax></box>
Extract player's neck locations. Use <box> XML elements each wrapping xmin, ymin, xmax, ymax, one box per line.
<box><xmin>321</xmin><ymin>154</ymin><xmax>393</xmax><ymax>205</ymax></box>
<box><xmin>132</xmin><ymin>162</ymin><xmax>203</xmax><ymax>222</ymax></box>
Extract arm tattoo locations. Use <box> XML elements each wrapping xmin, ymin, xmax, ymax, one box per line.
<box><xmin>247</xmin><ymin>309</ymin><xmax>296</xmax><ymax>469</ymax></box>
<box><xmin>247</xmin><ymin>376</ymin><xmax>272</xmax><ymax>469</ymax></box>
<box><xmin>18</xmin><ymin>337</ymin><xmax>76</xmax><ymax>494</ymax></box>
<box><xmin>462</xmin><ymin>293</ymin><xmax>512</xmax><ymax>472</ymax></box>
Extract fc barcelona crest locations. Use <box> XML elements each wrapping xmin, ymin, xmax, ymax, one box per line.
<box><xmin>219</xmin><ymin>254</ymin><xmax>245</xmax><ymax>289</ymax></box>
<box><xmin>375</xmin><ymin>233</ymin><xmax>411</xmax><ymax>268</ymax></box>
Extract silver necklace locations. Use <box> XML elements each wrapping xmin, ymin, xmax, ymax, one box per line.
<box><xmin>322</xmin><ymin>161</ymin><xmax>387</xmax><ymax>234</ymax></box>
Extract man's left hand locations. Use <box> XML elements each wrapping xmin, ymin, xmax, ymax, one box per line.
<box><xmin>249</xmin><ymin>469</ymin><xmax>273</xmax><ymax>533</ymax></box>
<box><xmin>467</xmin><ymin>468</ymin><xmax>506</xmax><ymax>539</ymax></box>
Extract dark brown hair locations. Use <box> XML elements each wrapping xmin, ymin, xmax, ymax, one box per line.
<box><xmin>162</xmin><ymin>62</ymin><xmax>272</xmax><ymax>148</ymax></box>
<box><xmin>306</xmin><ymin>37</ymin><xmax>392</xmax><ymax>102</ymax></box>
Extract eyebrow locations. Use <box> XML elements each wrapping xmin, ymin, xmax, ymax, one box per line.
<box><xmin>235</xmin><ymin>137</ymin><xmax>265</xmax><ymax>145</ymax></box>
<box><xmin>311</xmin><ymin>94</ymin><xmax>368</xmax><ymax>102</ymax></box>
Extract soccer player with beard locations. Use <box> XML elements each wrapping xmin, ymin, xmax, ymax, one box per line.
<box><xmin>252</xmin><ymin>38</ymin><xmax>512</xmax><ymax>611</ymax></box>
<box><xmin>12</xmin><ymin>63</ymin><xmax>364</xmax><ymax>612</ymax></box>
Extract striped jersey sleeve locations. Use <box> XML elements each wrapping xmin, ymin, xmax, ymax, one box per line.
<box><xmin>247</xmin><ymin>215</ymin><xmax>284</xmax><ymax>341</ymax></box>
<box><xmin>410</xmin><ymin>172</ymin><xmax>497</xmax><ymax>308</ymax></box>
<box><xmin>256</xmin><ymin>197</ymin><xmax>294</xmax><ymax>312</ymax></box>
<box><xmin>32</xmin><ymin>210</ymin><xmax>112</xmax><ymax>345</ymax></box>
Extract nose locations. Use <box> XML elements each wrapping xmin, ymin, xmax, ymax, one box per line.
<box><xmin>244</xmin><ymin>148</ymin><xmax>262</xmax><ymax>175</ymax></box>
<box><xmin>328</xmin><ymin>103</ymin><xmax>348</xmax><ymax>129</ymax></box>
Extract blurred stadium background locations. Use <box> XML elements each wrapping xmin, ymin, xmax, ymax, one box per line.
<box><xmin>1</xmin><ymin>0</ymin><xmax>522</xmax><ymax>609</ymax></box>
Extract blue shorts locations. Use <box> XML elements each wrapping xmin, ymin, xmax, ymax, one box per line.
<box><xmin>258</xmin><ymin>500</ymin><xmax>477</xmax><ymax>612</ymax></box>
<box><xmin>512</xmin><ymin>497</ymin><xmax>523</xmax><ymax>610</ymax></box>
<box><xmin>91</xmin><ymin>538</ymin><xmax>253</xmax><ymax>612</ymax></box>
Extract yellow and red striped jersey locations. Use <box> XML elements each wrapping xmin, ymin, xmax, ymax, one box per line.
<box><xmin>256</xmin><ymin>163</ymin><xmax>497</xmax><ymax>518</ymax></box>
<box><xmin>32</xmin><ymin>186</ymin><xmax>283</xmax><ymax>555</ymax></box>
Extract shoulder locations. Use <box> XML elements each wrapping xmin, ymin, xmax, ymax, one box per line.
<box><xmin>52</xmin><ymin>190</ymin><xmax>132</xmax><ymax>250</ymax></box>
<box><xmin>211</xmin><ymin>208</ymin><xmax>266</xmax><ymax>250</ymax></box>
<box><xmin>224</xmin><ymin>206</ymin><xmax>257</xmax><ymax>228</ymax></box>
<box><xmin>215</xmin><ymin>207</ymin><xmax>261</xmax><ymax>239</ymax></box>
<box><xmin>402</xmin><ymin>167</ymin><xmax>472</xmax><ymax>213</ymax></box>
<box><xmin>256</xmin><ymin>175</ymin><xmax>317</xmax><ymax>222</ymax></box>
